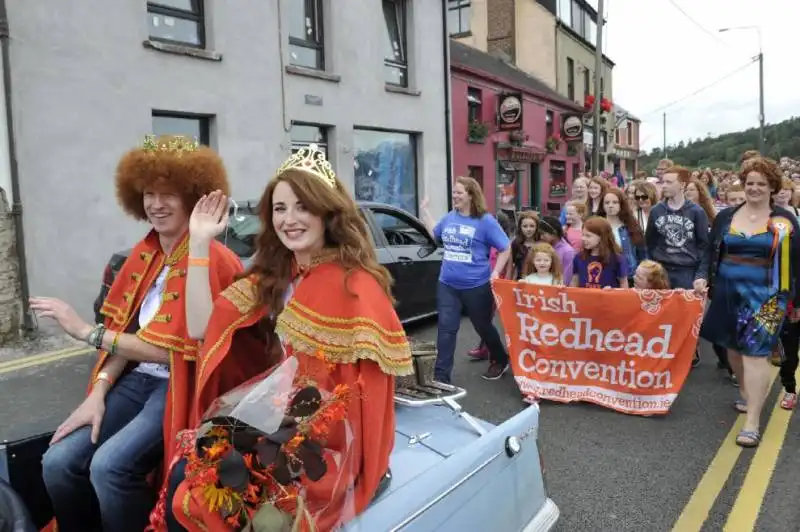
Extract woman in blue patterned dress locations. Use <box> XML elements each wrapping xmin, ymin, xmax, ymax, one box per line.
<box><xmin>701</xmin><ymin>156</ymin><xmax>800</xmax><ymax>448</ymax></box>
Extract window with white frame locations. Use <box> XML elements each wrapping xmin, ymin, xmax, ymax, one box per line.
<box><xmin>382</xmin><ymin>0</ymin><xmax>408</xmax><ymax>87</ymax></box>
<box><xmin>448</xmin><ymin>0</ymin><xmax>471</xmax><ymax>35</ymax></box>
<box><xmin>288</xmin><ymin>0</ymin><xmax>325</xmax><ymax>70</ymax></box>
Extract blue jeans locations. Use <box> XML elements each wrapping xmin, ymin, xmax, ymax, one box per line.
<box><xmin>41</xmin><ymin>371</ymin><xmax>168</xmax><ymax>532</ymax></box>
<box><xmin>664</xmin><ymin>264</ymin><xmax>695</xmax><ymax>290</ymax></box>
<box><xmin>435</xmin><ymin>282</ymin><xmax>508</xmax><ymax>383</ymax></box>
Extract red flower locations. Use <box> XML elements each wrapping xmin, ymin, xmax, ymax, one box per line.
<box><xmin>600</xmin><ymin>98</ymin><xmax>613</xmax><ymax>113</ymax></box>
<box><xmin>584</xmin><ymin>95</ymin><xmax>596</xmax><ymax>109</ymax></box>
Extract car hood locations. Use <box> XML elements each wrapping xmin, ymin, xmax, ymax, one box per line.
<box><xmin>394</xmin><ymin>404</ymin><xmax>495</xmax><ymax>458</ymax></box>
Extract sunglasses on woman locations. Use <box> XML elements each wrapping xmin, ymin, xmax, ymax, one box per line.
<box><xmin>635</xmin><ymin>195</ymin><xmax>649</xmax><ymax>201</ymax></box>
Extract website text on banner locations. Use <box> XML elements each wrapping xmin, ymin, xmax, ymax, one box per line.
<box><xmin>492</xmin><ymin>281</ymin><xmax>705</xmax><ymax>416</ymax></box>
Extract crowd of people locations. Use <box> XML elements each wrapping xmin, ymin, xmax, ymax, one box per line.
<box><xmin>423</xmin><ymin>150</ymin><xmax>800</xmax><ymax>450</ymax></box>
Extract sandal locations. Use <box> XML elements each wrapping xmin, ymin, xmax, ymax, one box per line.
<box><xmin>735</xmin><ymin>430</ymin><xmax>761</xmax><ymax>448</ymax></box>
<box><xmin>733</xmin><ymin>399</ymin><xmax>747</xmax><ymax>414</ymax></box>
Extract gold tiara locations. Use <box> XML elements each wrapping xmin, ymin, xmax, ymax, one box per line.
<box><xmin>275</xmin><ymin>144</ymin><xmax>336</xmax><ymax>188</ymax></box>
<box><xmin>141</xmin><ymin>134</ymin><xmax>200</xmax><ymax>155</ymax></box>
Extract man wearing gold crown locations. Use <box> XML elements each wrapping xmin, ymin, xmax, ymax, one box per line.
<box><xmin>148</xmin><ymin>145</ymin><xmax>413</xmax><ymax>531</ymax></box>
<box><xmin>29</xmin><ymin>135</ymin><xmax>244</xmax><ymax>532</ymax></box>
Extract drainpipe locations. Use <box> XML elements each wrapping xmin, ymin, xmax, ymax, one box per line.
<box><xmin>0</xmin><ymin>0</ymin><xmax>33</xmax><ymax>331</ymax></box>
<box><xmin>441</xmin><ymin>0</ymin><xmax>453</xmax><ymax>211</ymax></box>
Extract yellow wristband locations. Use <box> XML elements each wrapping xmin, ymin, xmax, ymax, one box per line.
<box><xmin>188</xmin><ymin>256</ymin><xmax>210</xmax><ymax>267</ymax></box>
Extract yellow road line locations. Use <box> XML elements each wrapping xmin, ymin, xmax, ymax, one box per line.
<box><xmin>0</xmin><ymin>346</ymin><xmax>94</xmax><ymax>375</ymax></box>
<box><xmin>724</xmin><ymin>367</ymin><xmax>800</xmax><ymax>531</ymax></box>
<box><xmin>671</xmin><ymin>367</ymin><xmax>779</xmax><ymax>532</ymax></box>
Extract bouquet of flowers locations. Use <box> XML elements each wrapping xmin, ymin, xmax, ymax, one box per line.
<box><xmin>163</xmin><ymin>353</ymin><xmax>356</xmax><ymax>531</ymax></box>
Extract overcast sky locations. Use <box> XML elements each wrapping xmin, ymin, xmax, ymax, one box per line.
<box><xmin>601</xmin><ymin>0</ymin><xmax>800</xmax><ymax>152</ymax></box>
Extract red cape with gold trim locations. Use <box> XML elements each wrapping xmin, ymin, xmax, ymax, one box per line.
<box><xmin>160</xmin><ymin>258</ymin><xmax>413</xmax><ymax>531</ymax></box>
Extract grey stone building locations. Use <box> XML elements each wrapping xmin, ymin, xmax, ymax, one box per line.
<box><xmin>1</xmin><ymin>0</ymin><xmax>451</xmax><ymax>322</ymax></box>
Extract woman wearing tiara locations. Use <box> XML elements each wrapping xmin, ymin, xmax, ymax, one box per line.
<box><xmin>150</xmin><ymin>145</ymin><xmax>413</xmax><ymax>531</ymax></box>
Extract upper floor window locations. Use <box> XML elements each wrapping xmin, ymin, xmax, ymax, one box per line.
<box><xmin>627</xmin><ymin>124</ymin><xmax>633</xmax><ymax>146</ymax></box>
<box><xmin>546</xmin><ymin>110</ymin><xmax>554</xmax><ymax>138</ymax></box>
<box><xmin>152</xmin><ymin>111</ymin><xmax>211</xmax><ymax>145</ymax></box>
<box><xmin>448</xmin><ymin>0</ymin><xmax>471</xmax><ymax>36</ymax></box>
<box><xmin>383</xmin><ymin>0</ymin><xmax>408</xmax><ymax>88</ymax></box>
<box><xmin>557</xmin><ymin>0</ymin><xmax>571</xmax><ymax>22</ymax></box>
<box><xmin>566</xmin><ymin>57</ymin><xmax>575</xmax><ymax>100</ymax></box>
<box><xmin>600</xmin><ymin>77</ymin><xmax>604</xmax><ymax>98</ymax></box>
<box><xmin>467</xmin><ymin>87</ymin><xmax>482</xmax><ymax>122</ymax></box>
<box><xmin>147</xmin><ymin>1</ymin><xmax>205</xmax><ymax>48</ymax></box>
<box><xmin>288</xmin><ymin>0</ymin><xmax>325</xmax><ymax>70</ymax></box>
<box><xmin>583</xmin><ymin>69</ymin><xmax>590</xmax><ymax>100</ymax></box>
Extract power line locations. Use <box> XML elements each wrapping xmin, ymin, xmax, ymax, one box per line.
<box><xmin>639</xmin><ymin>58</ymin><xmax>758</xmax><ymax>118</ymax></box>
<box><xmin>663</xmin><ymin>0</ymin><xmax>728</xmax><ymax>47</ymax></box>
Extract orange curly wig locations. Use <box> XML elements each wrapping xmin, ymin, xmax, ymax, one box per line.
<box><xmin>115</xmin><ymin>135</ymin><xmax>230</xmax><ymax>220</ymax></box>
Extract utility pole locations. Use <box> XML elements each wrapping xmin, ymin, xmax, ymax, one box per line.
<box><xmin>758</xmin><ymin>51</ymin><xmax>765</xmax><ymax>154</ymax></box>
<box><xmin>662</xmin><ymin>112</ymin><xmax>666</xmax><ymax>156</ymax></box>
<box><xmin>591</xmin><ymin>0</ymin><xmax>605</xmax><ymax>175</ymax></box>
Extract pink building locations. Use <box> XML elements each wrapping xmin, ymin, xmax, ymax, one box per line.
<box><xmin>450</xmin><ymin>40</ymin><xmax>585</xmax><ymax>218</ymax></box>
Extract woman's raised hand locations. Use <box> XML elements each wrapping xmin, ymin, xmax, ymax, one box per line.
<box><xmin>189</xmin><ymin>189</ymin><xmax>229</xmax><ymax>242</ymax></box>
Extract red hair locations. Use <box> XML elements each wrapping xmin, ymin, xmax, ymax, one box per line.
<box><xmin>602</xmin><ymin>187</ymin><xmax>644</xmax><ymax>245</ymax></box>
<box><xmin>580</xmin><ymin>216</ymin><xmax>621</xmax><ymax>264</ymax></box>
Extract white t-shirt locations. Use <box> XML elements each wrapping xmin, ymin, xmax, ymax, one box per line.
<box><xmin>521</xmin><ymin>273</ymin><xmax>556</xmax><ymax>286</ymax></box>
<box><xmin>133</xmin><ymin>266</ymin><xmax>171</xmax><ymax>379</ymax></box>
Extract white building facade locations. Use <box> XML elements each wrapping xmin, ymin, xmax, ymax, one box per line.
<box><xmin>3</xmin><ymin>0</ymin><xmax>450</xmax><ymax>319</ymax></box>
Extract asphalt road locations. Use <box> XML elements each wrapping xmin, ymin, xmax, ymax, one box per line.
<box><xmin>1</xmin><ymin>321</ymin><xmax>799</xmax><ymax>532</ymax></box>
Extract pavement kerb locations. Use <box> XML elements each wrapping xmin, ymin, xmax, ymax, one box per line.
<box><xmin>0</xmin><ymin>346</ymin><xmax>94</xmax><ymax>375</ymax></box>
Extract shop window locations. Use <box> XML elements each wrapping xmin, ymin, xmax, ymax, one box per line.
<box><xmin>549</xmin><ymin>160</ymin><xmax>568</xmax><ymax>198</ymax></box>
<box><xmin>627</xmin><ymin>125</ymin><xmax>633</xmax><ymax>146</ymax></box>
<box><xmin>382</xmin><ymin>0</ymin><xmax>408</xmax><ymax>88</ymax></box>
<box><xmin>291</xmin><ymin>123</ymin><xmax>328</xmax><ymax>155</ymax></box>
<box><xmin>147</xmin><ymin>0</ymin><xmax>205</xmax><ymax>48</ymax></box>
<box><xmin>152</xmin><ymin>111</ymin><xmax>210</xmax><ymax>145</ymax></box>
<box><xmin>447</xmin><ymin>0</ymin><xmax>471</xmax><ymax>35</ymax></box>
<box><xmin>546</xmin><ymin>110</ymin><xmax>554</xmax><ymax>138</ymax></box>
<box><xmin>467</xmin><ymin>166</ymin><xmax>483</xmax><ymax>189</ymax></box>
<box><xmin>354</xmin><ymin>129</ymin><xmax>417</xmax><ymax>215</ymax></box>
<box><xmin>497</xmin><ymin>162</ymin><xmax>520</xmax><ymax>215</ymax></box>
<box><xmin>288</xmin><ymin>0</ymin><xmax>325</xmax><ymax>70</ymax></box>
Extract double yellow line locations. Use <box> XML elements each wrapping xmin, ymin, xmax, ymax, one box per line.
<box><xmin>0</xmin><ymin>345</ymin><xmax>94</xmax><ymax>375</ymax></box>
<box><xmin>672</xmin><ymin>366</ymin><xmax>796</xmax><ymax>531</ymax></box>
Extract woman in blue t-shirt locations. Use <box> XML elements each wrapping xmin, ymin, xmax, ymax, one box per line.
<box><xmin>421</xmin><ymin>176</ymin><xmax>511</xmax><ymax>383</ymax></box>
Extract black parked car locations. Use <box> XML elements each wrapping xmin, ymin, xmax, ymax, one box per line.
<box><xmin>94</xmin><ymin>201</ymin><xmax>441</xmax><ymax>324</ymax></box>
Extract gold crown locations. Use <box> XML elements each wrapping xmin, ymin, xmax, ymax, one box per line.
<box><xmin>275</xmin><ymin>144</ymin><xmax>336</xmax><ymax>188</ymax></box>
<box><xmin>141</xmin><ymin>134</ymin><xmax>200</xmax><ymax>155</ymax></box>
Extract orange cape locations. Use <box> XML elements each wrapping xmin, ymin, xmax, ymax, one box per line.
<box><xmin>91</xmin><ymin>230</ymin><xmax>243</xmax><ymax>471</ymax></box>
<box><xmin>163</xmin><ymin>256</ymin><xmax>413</xmax><ymax>531</ymax></box>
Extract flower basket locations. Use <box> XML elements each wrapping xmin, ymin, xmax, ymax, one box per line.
<box><xmin>584</xmin><ymin>94</ymin><xmax>596</xmax><ymax>112</ymax></box>
<box><xmin>567</xmin><ymin>142</ymin><xmax>580</xmax><ymax>156</ymax></box>
<box><xmin>468</xmin><ymin>120</ymin><xmax>489</xmax><ymax>142</ymax></box>
<box><xmin>600</xmin><ymin>98</ymin><xmax>613</xmax><ymax>113</ymax></box>
<box><xmin>546</xmin><ymin>135</ymin><xmax>562</xmax><ymax>154</ymax></box>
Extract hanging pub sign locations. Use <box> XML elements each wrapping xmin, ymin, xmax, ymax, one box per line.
<box><xmin>561</xmin><ymin>113</ymin><xmax>584</xmax><ymax>142</ymax></box>
<box><xmin>497</xmin><ymin>92</ymin><xmax>523</xmax><ymax>131</ymax></box>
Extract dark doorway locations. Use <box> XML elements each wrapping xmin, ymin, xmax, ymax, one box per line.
<box><xmin>529</xmin><ymin>163</ymin><xmax>540</xmax><ymax>212</ymax></box>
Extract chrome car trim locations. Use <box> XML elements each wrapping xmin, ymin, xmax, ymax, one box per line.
<box><xmin>394</xmin><ymin>386</ymin><xmax>467</xmax><ymax>407</ymax></box>
<box><xmin>390</xmin><ymin>450</ymin><xmax>504</xmax><ymax>531</ymax></box>
<box><xmin>407</xmin><ymin>432</ymin><xmax>432</xmax><ymax>446</ymax></box>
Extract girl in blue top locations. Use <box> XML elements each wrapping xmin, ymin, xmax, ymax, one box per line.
<box><xmin>421</xmin><ymin>176</ymin><xmax>510</xmax><ymax>383</ymax></box>
<box><xmin>602</xmin><ymin>187</ymin><xmax>645</xmax><ymax>283</ymax></box>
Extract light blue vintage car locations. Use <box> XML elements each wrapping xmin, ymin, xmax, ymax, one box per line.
<box><xmin>344</xmin><ymin>385</ymin><xmax>559</xmax><ymax>532</ymax></box>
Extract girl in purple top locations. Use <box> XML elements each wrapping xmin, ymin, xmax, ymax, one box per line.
<box><xmin>571</xmin><ymin>216</ymin><xmax>629</xmax><ymax>288</ymax></box>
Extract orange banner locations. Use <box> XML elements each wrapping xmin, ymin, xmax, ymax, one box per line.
<box><xmin>492</xmin><ymin>280</ymin><xmax>705</xmax><ymax>416</ymax></box>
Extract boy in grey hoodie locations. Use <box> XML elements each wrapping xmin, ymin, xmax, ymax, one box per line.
<box><xmin>645</xmin><ymin>167</ymin><xmax>710</xmax><ymax>290</ymax></box>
